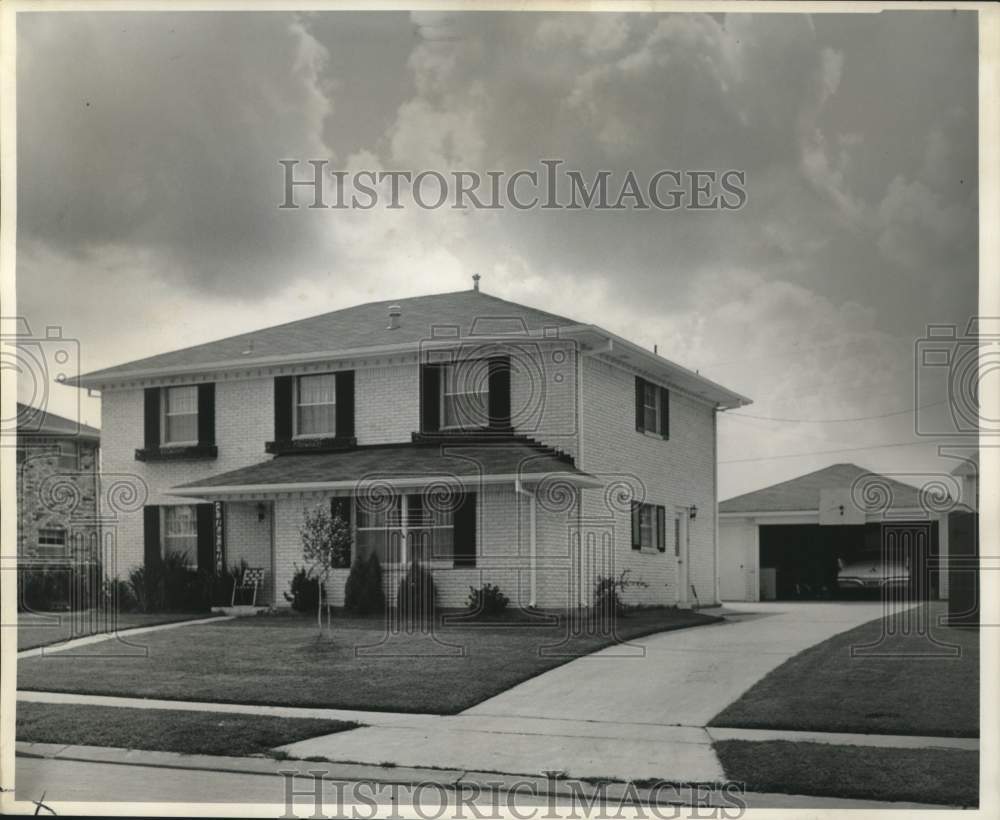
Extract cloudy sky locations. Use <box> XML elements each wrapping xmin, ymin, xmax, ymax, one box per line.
<box><xmin>16</xmin><ymin>9</ymin><xmax>979</xmax><ymax>498</ymax></box>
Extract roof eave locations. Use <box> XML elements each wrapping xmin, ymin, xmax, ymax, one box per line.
<box><xmin>565</xmin><ymin>325</ymin><xmax>751</xmax><ymax>410</ymax></box>
<box><xmin>168</xmin><ymin>471</ymin><xmax>605</xmax><ymax>498</ymax></box>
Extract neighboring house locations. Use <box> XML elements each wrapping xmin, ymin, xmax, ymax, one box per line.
<box><xmin>16</xmin><ymin>402</ymin><xmax>101</xmax><ymax>564</ymax></box>
<box><xmin>68</xmin><ymin>284</ymin><xmax>749</xmax><ymax>609</ymax></box>
<box><xmin>947</xmin><ymin>453</ymin><xmax>979</xmax><ymax>625</ymax></box>
<box><xmin>719</xmin><ymin>463</ymin><xmax>955</xmax><ymax>602</ymax></box>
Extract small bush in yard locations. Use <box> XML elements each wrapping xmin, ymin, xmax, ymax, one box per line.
<box><xmin>103</xmin><ymin>578</ymin><xmax>138</xmax><ymax>613</ymax></box>
<box><xmin>591</xmin><ymin>570</ymin><xmax>647</xmax><ymax>626</ymax></box>
<box><xmin>396</xmin><ymin>560</ymin><xmax>436</xmax><ymax>628</ymax></box>
<box><xmin>285</xmin><ymin>565</ymin><xmax>321</xmax><ymax>613</ymax></box>
<box><xmin>344</xmin><ymin>553</ymin><xmax>385</xmax><ymax>615</ymax></box>
<box><xmin>467</xmin><ymin>583</ymin><xmax>509</xmax><ymax>616</ymax></box>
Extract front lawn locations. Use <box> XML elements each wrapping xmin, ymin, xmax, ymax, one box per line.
<box><xmin>715</xmin><ymin>740</ymin><xmax>978</xmax><ymax>807</ymax></box>
<box><xmin>14</xmin><ymin>611</ymin><xmax>218</xmax><ymax>651</ymax></box>
<box><xmin>710</xmin><ymin>603</ymin><xmax>978</xmax><ymax>737</ymax></box>
<box><xmin>17</xmin><ymin>607</ymin><xmax>718</xmax><ymax>714</ymax></box>
<box><xmin>16</xmin><ymin>702</ymin><xmax>356</xmax><ymax>757</ymax></box>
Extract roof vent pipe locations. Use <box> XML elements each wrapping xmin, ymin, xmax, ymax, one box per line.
<box><xmin>387</xmin><ymin>305</ymin><xmax>402</xmax><ymax>330</ymax></box>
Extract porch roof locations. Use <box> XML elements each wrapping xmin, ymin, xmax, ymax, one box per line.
<box><xmin>168</xmin><ymin>439</ymin><xmax>602</xmax><ymax>498</ymax></box>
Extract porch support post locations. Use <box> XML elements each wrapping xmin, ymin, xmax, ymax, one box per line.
<box><xmin>515</xmin><ymin>478</ymin><xmax>537</xmax><ymax>608</ymax></box>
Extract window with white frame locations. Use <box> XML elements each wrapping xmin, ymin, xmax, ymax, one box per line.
<box><xmin>639</xmin><ymin>504</ymin><xmax>655</xmax><ymax>548</ymax></box>
<box><xmin>162</xmin><ymin>505</ymin><xmax>198</xmax><ymax>563</ymax></box>
<box><xmin>441</xmin><ymin>363</ymin><xmax>489</xmax><ymax>429</ymax></box>
<box><xmin>643</xmin><ymin>382</ymin><xmax>660</xmax><ymax>433</ymax></box>
<box><xmin>37</xmin><ymin>527</ymin><xmax>67</xmax><ymax>556</ymax></box>
<box><xmin>162</xmin><ymin>385</ymin><xmax>199</xmax><ymax>445</ymax></box>
<box><xmin>355</xmin><ymin>494</ymin><xmax>455</xmax><ymax>565</ymax></box>
<box><xmin>295</xmin><ymin>373</ymin><xmax>337</xmax><ymax>437</ymax></box>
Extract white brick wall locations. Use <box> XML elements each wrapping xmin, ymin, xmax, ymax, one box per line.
<box><xmin>98</xmin><ymin>339</ymin><xmax>720</xmax><ymax>610</ymax></box>
<box><xmin>578</xmin><ymin>356</ymin><xmax>719</xmax><ymax>608</ymax></box>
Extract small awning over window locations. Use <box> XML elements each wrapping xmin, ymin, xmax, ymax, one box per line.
<box><xmin>168</xmin><ymin>438</ymin><xmax>601</xmax><ymax>500</ymax></box>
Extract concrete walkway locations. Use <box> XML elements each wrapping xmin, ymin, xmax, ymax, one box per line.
<box><xmin>14</xmin><ymin>742</ymin><xmax>948</xmax><ymax>809</ymax></box>
<box><xmin>17</xmin><ymin>615</ymin><xmax>233</xmax><ymax>659</ymax></box>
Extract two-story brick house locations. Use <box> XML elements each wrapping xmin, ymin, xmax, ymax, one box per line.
<box><xmin>16</xmin><ymin>402</ymin><xmax>101</xmax><ymax>564</ymax></box>
<box><xmin>69</xmin><ymin>285</ymin><xmax>749</xmax><ymax>609</ymax></box>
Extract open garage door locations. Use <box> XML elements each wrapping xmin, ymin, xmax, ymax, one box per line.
<box><xmin>759</xmin><ymin>522</ymin><xmax>938</xmax><ymax>601</ymax></box>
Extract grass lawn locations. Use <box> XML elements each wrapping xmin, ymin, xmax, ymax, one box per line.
<box><xmin>16</xmin><ymin>702</ymin><xmax>356</xmax><ymax>757</ymax></box>
<box><xmin>14</xmin><ymin>611</ymin><xmax>219</xmax><ymax>651</ymax></box>
<box><xmin>710</xmin><ymin>603</ymin><xmax>978</xmax><ymax>737</ymax></box>
<box><xmin>17</xmin><ymin>607</ymin><xmax>718</xmax><ymax>714</ymax></box>
<box><xmin>715</xmin><ymin>740</ymin><xmax>978</xmax><ymax>807</ymax></box>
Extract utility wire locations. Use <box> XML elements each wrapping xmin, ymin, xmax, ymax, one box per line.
<box><xmin>720</xmin><ymin>439</ymin><xmax>940</xmax><ymax>465</ymax></box>
<box><xmin>726</xmin><ymin>400</ymin><xmax>948</xmax><ymax>424</ymax></box>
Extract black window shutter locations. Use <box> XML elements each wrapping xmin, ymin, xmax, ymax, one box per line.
<box><xmin>196</xmin><ymin>504</ymin><xmax>215</xmax><ymax>572</ymax></box>
<box><xmin>659</xmin><ymin>386</ymin><xmax>670</xmax><ymax>440</ymax></box>
<box><xmin>335</xmin><ymin>371</ymin><xmax>355</xmax><ymax>438</ymax></box>
<box><xmin>421</xmin><ymin>364</ymin><xmax>441</xmax><ymax>433</ymax></box>
<box><xmin>488</xmin><ymin>356</ymin><xmax>512</xmax><ymax>429</ymax></box>
<box><xmin>143</xmin><ymin>505</ymin><xmax>161</xmax><ymax>568</ymax></box>
<box><xmin>274</xmin><ymin>375</ymin><xmax>294</xmax><ymax>441</ymax></box>
<box><xmin>656</xmin><ymin>506</ymin><xmax>666</xmax><ymax>552</ymax></box>
<box><xmin>635</xmin><ymin>377</ymin><xmax>645</xmax><ymax>433</ymax></box>
<box><xmin>631</xmin><ymin>501</ymin><xmax>641</xmax><ymax>550</ymax></box>
<box><xmin>144</xmin><ymin>388</ymin><xmax>161</xmax><ymax>448</ymax></box>
<box><xmin>453</xmin><ymin>493</ymin><xmax>476</xmax><ymax>567</ymax></box>
<box><xmin>197</xmin><ymin>383</ymin><xmax>216</xmax><ymax>446</ymax></box>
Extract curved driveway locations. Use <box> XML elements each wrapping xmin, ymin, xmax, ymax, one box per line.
<box><xmin>462</xmin><ymin>601</ymin><xmax>901</xmax><ymax>726</ymax></box>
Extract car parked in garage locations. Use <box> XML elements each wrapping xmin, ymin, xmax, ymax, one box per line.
<box><xmin>836</xmin><ymin>550</ymin><xmax>909</xmax><ymax>593</ymax></box>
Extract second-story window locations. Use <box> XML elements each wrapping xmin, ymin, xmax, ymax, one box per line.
<box><xmin>643</xmin><ymin>382</ymin><xmax>660</xmax><ymax>433</ymax></box>
<box><xmin>162</xmin><ymin>386</ymin><xmax>199</xmax><ymax>445</ymax></box>
<box><xmin>441</xmin><ymin>364</ymin><xmax>489</xmax><ymax>429</ymax></box>
<box><xmin>295</xmin><ymin>374</ymin><xmax>337</xmax><ymax>437</ymax></box>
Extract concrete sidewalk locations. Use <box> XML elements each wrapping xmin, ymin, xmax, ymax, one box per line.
<box><xmin>14</xmin><ymin>742</ymin><xmax>948</xmax><ymax>810</ymax></box>
<box><xmin>17</xmin><ymin>614</ymin><xmax>233</xmax><ymax>659</ymax></box>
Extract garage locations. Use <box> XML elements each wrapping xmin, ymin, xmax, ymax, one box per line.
<box><xmin>719</xmin><ymin>463</ymin><xmax>950</xmax><ymax>602</ymax></box>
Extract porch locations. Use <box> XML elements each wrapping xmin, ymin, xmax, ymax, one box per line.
<box><xmin>168</xmin><ymin>438</ymin><xmax>605</xmax><ymax>609</ymax></box>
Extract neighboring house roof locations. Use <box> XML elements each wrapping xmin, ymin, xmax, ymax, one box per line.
<box><xmin>719</xmin><ymin>463</ymin><xmax>931</xmax><ymax>514</ymax></box>
<box><xmin>950</xmin><ymin>451</ymin><xmax>979</xmax><ymax>476</ymax></box>
<box><xmin>67</xmin><ymin>287</ymin><xmax>751</xmax><ymax>409</ymax></box>
<box><xmin>16</xmin><ymin>402</ymin><xmax>100</xmax><ymax>442</ymax></box>
<box><xmin>170</xmin><ymin>438</ymin><xmax>601</xmax><ymax>497</ymax></box>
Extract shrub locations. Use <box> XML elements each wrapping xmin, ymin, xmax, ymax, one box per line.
<box><xmin>591</xmin><ymin>569</ymin><xmax>647</xmax><ymax>625</ymax></box>
<box><xmin>211</xmin><ymin>561</ymin><xmax>244</xmax><ymax>608</ymax></box>
<box><xmin>285</xmin><ymin>565</ymin><xmax>321</xmax><ymax>613</ymax></box>
<box><xmin>104</xmin><ymin>577</ymin><xmax>139</xmax><ymax>613</ymax></box>
<box><xmin>396</xmin><ymin>560</ymin><xmax>436</xmax><ymax>628</ymax></box>
<box><xmin>19</xmin><ymin>559</ymin><xmax>107</xmax><ymax>613</ymax></box>
<box><xmin>18</xmin><ymin>566</ymin><xmax>70</xmax><ymax>612</ymax></box>
<box><xmin>344</xmin><ymin>552</ymin><xmax>385</xmax><ymax>615</ymax></box>
<box><xmin>467</xmin><ymin>583</ymin><xmax>510</xmax><ymax>617</ymax></box>
<box><xmin>128</xmin><ymin>551</ymin><xmax>212</xmax><ymax>613</ymax></box>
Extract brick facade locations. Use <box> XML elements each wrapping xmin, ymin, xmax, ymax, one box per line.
<box><xmin>17</xmin><ymin>436</ymin><xmax>101</xmax><ymax>563</ymax></box>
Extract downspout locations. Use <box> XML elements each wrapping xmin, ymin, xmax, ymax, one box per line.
<box><xmin>515</xmin><ymin>477</ymin><xmax>537</xmax><ymax>608</ymax></box>
<box><xmin>713</xmin><ymin>406</ymin><xmax>721</xmax><ymax>605</ymax></box>
<box><xmin>579</xmin><ymin>338</ymin><xmax>612</xmax><ymax>607</ymax></box>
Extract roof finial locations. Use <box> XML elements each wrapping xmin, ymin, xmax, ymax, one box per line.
<box><xmin>472</xmin><ymin>273</ymin><xmax>481</xmax><ymax>292</ymax></box>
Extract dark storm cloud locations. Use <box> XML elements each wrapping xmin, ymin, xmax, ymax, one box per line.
<box><xmin>16</xmin><ymin>10</ymin><xmax>979</xmax><ymax>494</ymax></box>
